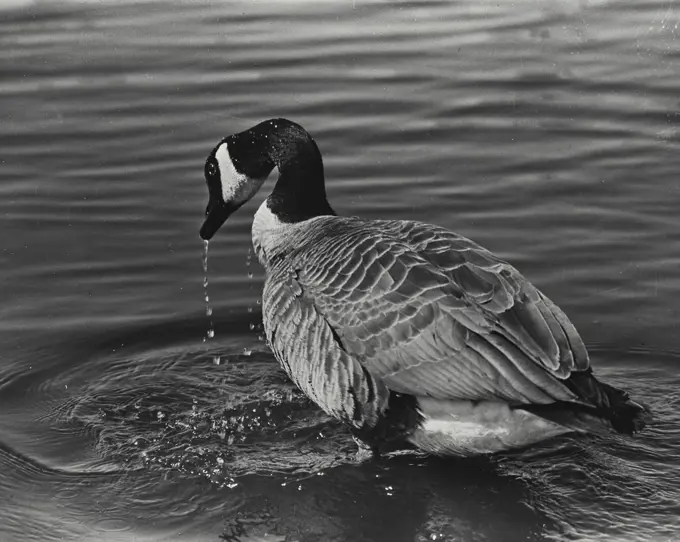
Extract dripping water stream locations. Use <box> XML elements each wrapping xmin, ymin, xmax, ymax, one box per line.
<box><xmin>242</xmin><ymin>248</ymin><xmax>254</xmax><ymax>357</ymax></box>
<box><xmin>202</xmin><ymin>240</ymin><xmax>220</xmax><ymax>365</ymax></box>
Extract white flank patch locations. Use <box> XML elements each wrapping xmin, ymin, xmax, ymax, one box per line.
<box><xmin>409</xmin><ymin>399</ymin><xmax>571</xmax><ymax>455</ymax></box>
<box><xmin>422</xmin><ymin>418</ymin><xmax>501</xmax><ymax>439</ymax></box>
<box><xmin>214</xmin><ymin>142</ymin><xmax>249</xmax><ymax>202</ymax></box>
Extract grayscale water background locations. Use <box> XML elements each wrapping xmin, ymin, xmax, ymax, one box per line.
<box><xmin>1</xmin><ymin>1</ymin><xmax>680</xmax><ymax>540</ymax></box>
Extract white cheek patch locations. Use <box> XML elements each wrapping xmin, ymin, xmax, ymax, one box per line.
<box><xmin>214</xmin><ymin>142</ymin><xmax>249</xmax><ymax>202</ymax></box>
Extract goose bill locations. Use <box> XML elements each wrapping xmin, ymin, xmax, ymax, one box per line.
<box><xmin>200</xmin><ymin>199</ymin><xmax>238</xmax><ymax>240</ymax></box>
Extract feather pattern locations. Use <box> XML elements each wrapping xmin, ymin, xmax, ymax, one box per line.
<box><xmin>263</xmin><ymin>258</ymin><xmax>389</xmax><ymax>429</ymax></box>
<box><xmin>262</xmin><ymin>215</ymin><xmax>592</xmax><ymax>422</ymax></box>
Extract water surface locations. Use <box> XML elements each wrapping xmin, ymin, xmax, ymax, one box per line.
<box><xmin>2</xmin><ymin>1</ymin><xmax>680</xmax><ymax>540</ymax></box>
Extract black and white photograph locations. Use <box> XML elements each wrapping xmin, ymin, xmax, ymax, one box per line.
<box><xmin>1</xmin><ymin>0</ymin><xmax>679</xmax><ymax>541</ymax></box>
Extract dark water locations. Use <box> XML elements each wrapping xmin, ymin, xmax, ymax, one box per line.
<box><xmin>2</xmin><ymin>0</ymin><xmax>680</xmax><ymax>540</ymax></box>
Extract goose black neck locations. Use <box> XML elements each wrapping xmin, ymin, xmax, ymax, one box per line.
<box><xmin>238</xmin><ymin>119</ymin><xmax>335</xmax><ymax>223</ymax></box>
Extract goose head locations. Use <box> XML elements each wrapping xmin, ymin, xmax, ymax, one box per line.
<box><xmin>199</xmin><ymin>118</ymin><xmax>334</xmax><ymax>241</ymax></box>
<box><xmin>200</xmin><ymin>126</ymin><xmax>272</xmax><ymax>240</ymax></box>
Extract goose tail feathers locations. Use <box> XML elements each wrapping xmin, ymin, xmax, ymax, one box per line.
<box><xmin>517</xmin><ymin>372</ymin><xmax>651</xmax><ymax>436</ymax></box>
<box><xmin>593</xmin><ymin>380</ymin><xmax>651</xmax><ymax>435</ymax></box>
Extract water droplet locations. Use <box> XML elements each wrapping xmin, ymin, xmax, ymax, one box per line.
<box><xmin>206</xmin><ymin>306</ymin><xmax>212</xmax><ymax>316</ymax></box>
<box><xmin>247</xmin><ymin>272</ymin><xmax>253</xmax><ymax>279</ymax></box>
<box><xmin>249</xmin><ymin>323</ymin><xmax>255</xmax><ymax>330</ymax></box>
<box><xmin>207</xmin><ymin>329</ymin><xmax>215</xmax><ymax>339</ymax></box>
<box><xmin>242</xmin><ymin>348</ymin><xmax>252</xmax><ymax>356</ymax></box>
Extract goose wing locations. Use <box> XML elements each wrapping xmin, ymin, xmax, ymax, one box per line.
<box><xmin>262</xmin><ymin>267</ymin><xmax>389</xmax><ymax>428</ymax></box>
<box><xmin>268</xmin><ymin>218</ymin><xmax>590</xmax><ymax>408</ymax></box>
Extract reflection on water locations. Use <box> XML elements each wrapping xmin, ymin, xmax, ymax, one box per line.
<box><xmin>1</xmin><ymin>0</ymin><xmax>680</xmax><ymax>541</ymax></box>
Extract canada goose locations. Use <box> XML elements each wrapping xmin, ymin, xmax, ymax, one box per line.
<box><xmin>199</xmin><ymin>118</ymin><xmax>649</xmax><ymax>456</ymax></box>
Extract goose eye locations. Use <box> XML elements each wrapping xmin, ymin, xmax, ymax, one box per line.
<box><xmin>205</xmin><ymin>160</ymin><xmax>218</xmax><ymax>180</ymax></box>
